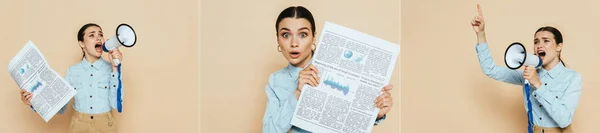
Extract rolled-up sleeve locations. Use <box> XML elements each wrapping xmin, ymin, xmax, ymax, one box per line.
<box><xmin>109</xmin><ymin>71</ymin><xmax>122</xmax><ymax>110</ymax></box>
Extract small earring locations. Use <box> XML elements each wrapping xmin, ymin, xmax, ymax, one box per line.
<box><xmin>277</xmin><ymin>45</ymin><xmax>281</xmax><ymax>52</ymax></box>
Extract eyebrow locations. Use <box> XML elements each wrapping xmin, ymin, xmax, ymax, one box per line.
<box><xmin>279</xmin><ymin>27</ymin><xmax>311</xmax><ymax>32</ymax></box>
<box><xmin>298</xmin><ymin>27</ymin><xmax>310</xmax><ymax>32</ymax></box>
<box><xmin>86</xmin><ymin>30</ymin><xmax>103</xmax><ymax>35</ymax></box>
<box><xmin>534</xmin><ymin>37</ymin><xmax>551</xmax><ymax>40</ymax></box>
<box><xmin>279</xmin><ymin>28</ymin><xmax>290</xmax><ymax>32</ymax></box>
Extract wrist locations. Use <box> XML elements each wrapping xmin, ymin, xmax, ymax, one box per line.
<box><xmin>533</xmin><ymin>82</ymin><xmax>541</xmax><ymax>89</ymax></box>
<box><xmin>377</xmin><ymin>114</ymin><xmax>386</xmax><ymax>120</ymax></box>
<box><xmin>477</xmin><ymin>32</ymin><xmax>487</xmax><ymax>44</ymax></box>
<box><xmin>294</xmin><ymin>89</ymin><xmax>300</xmax><ymax>98</ymax></box>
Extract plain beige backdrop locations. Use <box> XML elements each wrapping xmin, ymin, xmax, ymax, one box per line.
<box><xmin>402</xmin><ymin>0</ymin><xmax>600</xmax><ymax>132</ymax></box>
<box><xmin>0</xmin><ymin>0</ymin><xmax>198</xmax><ymax>132</ymax></box>
<box><xmin>200</xmin><ymin>0</ymin><xmax>400</xmax><ymax>132</ymax></box>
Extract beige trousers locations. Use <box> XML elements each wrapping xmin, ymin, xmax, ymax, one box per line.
<box><xmin>69</xmin><ymin>111</ymin><xmax>116</xmax><ymax>133</ymax></box>
<box><xmin>533</xmin><ymin>125</ymin><xmax>573</xmax><ymax>133</ymax></box>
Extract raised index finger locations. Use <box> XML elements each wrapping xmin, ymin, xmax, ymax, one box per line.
<box><xmin>477</xmin><ymin>4</ymin><xmax>483</xmax><ymax>16</ymax></box>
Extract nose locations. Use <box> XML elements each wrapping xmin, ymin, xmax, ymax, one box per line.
<box><xmin>291</xmin><ymin>36</ymin><xmax>299</xmax><ymax>48</ymax></box>
<box><xmin>96</xmin><ymin>37</ymin><xmax>103</xmax><ymax>44</ymax></box>
<box><xmin>536</xmin><ymin>43</ymin><xmax>544</xmax><ymax>50</ymax></box>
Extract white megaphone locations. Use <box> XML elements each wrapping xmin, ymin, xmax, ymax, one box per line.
<box><xmin>102</xmin><ymin>23</ymin><xmax>137</xmax><ymax>66</ymax></box>
<box><xmin>504</xmin><ymin>42</ymin><xmax>542</xmax><ymax>84</ymax></box>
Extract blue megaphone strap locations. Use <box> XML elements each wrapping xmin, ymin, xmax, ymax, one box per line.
<box><xmin>117</xmin><ymin>64</ymin><xmax>123</xmax><ymax>113</ymax></box>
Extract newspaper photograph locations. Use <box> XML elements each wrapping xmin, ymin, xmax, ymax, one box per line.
<box><xmin>8</xmin><ymin>41</ymin><xmax>77</xmax><ymax>122</ymax></box>
<box><xmin>290</xmin><ymin>22</ymin><xmax>400</xmax><ymax>133</ymax></box>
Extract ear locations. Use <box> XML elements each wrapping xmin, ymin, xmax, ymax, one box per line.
<box><xmin>78</xmin><ymin>41</ymin><xmax>85</xmax><ymax>48</ymax></box>
<box><xmin>557</xmin><ymin>43</ymin><xmax>563</xmax><ymax>53</ymax></box>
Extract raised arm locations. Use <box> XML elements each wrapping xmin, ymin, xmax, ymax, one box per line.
<box><xmin>472</xmin><ymin>4</ymin><xmax>524</xmax><ymax>85</ymax></box>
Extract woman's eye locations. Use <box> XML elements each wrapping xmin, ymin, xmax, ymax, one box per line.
<box><xmin>99</xmin><ymin>34</ymin><xmax>104</xmax><ymax>37</ymax></box>
<box><xmin>89</xmin><ymin>34</ymin><xmax>94</xmax><ymax>37</ymax></box>
<box><xmin>300</xmin><ymin>33</ymin><xmax>308</xmax><ymax>38</ymax></box>
<box><xmin>282</xmin><ymin>33</ymin><xmax>289</xmax><ymax>38</ymax></box>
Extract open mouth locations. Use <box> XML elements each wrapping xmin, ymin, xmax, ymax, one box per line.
<box><xmin>537</xmin><ymin>50</ymin><xmax>546</xmax><ymax>59</ymax></box>
<box><xmin>289</xmin><ymin>51</ymin><xmax>300</xmax><ymax>59</ymax></box>
<box><xmin>95</xmin><ymin>43</ymin><xmax>102</xmax><ymax>52</ymax></box>
<box><xmin>538</xmin><ymin>52</ymin><xmax>546</xmax><ymax>56</ymax></box>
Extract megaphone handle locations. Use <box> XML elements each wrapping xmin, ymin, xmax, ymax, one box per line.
<box><xmin>523</xmin><ymin>65</ymin><xmax>532</xmax><ymax>85</ymax></box>
<box><xmin>113</xmin><ymin>59</ymin><xmax>121</xmax><ymax>66</ymax></box>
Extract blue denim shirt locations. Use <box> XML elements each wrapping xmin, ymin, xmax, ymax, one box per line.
<box><xmin>476</xmin><ymin>43</ymin><xmax>581</xmax><ymax>128</ymax></box>
<box><xmin>262</xmin><ymin>63</ymin><xmax>386</xmax><ymax>133</ymax></box>
<box><xmin>32</xmin><ymin>58</ymin><xmax>123</xmax><ymax>114</ymax></box>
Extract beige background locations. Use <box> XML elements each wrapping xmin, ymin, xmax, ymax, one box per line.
<box><xmin>0</xmin><ymin>0</ymin><xmax>198</xmax><ymax>132</ymax></box>
<box><xmin>402</xmin><ymin>0</ymin><xmax>600</xmax><ymax>132</ymax></box>
<box><xmin>200</xmin><ymin>0</ymin><xmax>400</xmax><ymax>132</ymax></box>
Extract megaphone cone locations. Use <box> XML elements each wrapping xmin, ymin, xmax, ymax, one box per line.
<box><xmin>504</xmin><ymin>42</ymin><xmax>542</xmax><ymax>70</ymax></box>
<box><xmin>102</xmin><ymin>23</ymin><xmax>137</xmax><ymax>66</ymax></box>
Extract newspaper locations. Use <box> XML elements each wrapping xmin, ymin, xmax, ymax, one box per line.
<box><xmin>290</xmin><ymin>22</ymin><xmax>400</xmax><ymax>133</ymax></box>
<box><xmin>8</xmin><ymin>41</ymin><xmax>77</xmax><ymax>122</ymax></box>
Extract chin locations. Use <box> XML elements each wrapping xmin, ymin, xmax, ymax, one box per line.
<box><xmin>286</xmin><ymin>54</ymin><xmax>311</xmax><ymax>66</ymax></box>
<box><xmin>288</xmin><ymin>59</ymin><xmax>300</xmax><ymax>66</ymax></box>
<box><xmin>541</xmin><ymin>58</ymin><xmax>556</xmax><ymax>66</ymax></box>
<box><xmin>90</xmin><ymin>53</ymin><xmax>102</xmax><ymax>58</ymax></box>
<box><xmin>286</xmin><ymin>58</ymin><xmax>303</xmax><ymax>66</ymax></box>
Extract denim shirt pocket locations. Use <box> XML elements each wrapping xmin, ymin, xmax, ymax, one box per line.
<box><xmin>547</xmin><ymin>81</ymin><xmax>569</xmax><ymax>99</ymax></box>
<box><xmin>96</xmin><ymin>71</ymin><xmax>112</xmax><ymax>100</ymax></box>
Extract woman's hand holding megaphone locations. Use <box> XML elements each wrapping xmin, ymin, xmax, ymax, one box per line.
<box><xmin>471</xmin><ymin>4</ymin><xmax>487</xmax><ymax>44</ymax></box>
<box><xmin>108</xmin><ymin>49</ymin><xmax>123</xmax><ymax>72</ymax></box>
<box><xmin>523</xmin><ymin>65</ymin><xmax>542</xmax><ymax>88</ymax></box>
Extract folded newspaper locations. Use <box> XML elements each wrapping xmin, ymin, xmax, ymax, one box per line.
<box><xmin>8</xmin><ymin>41</ymin><xmax>77</xmax><ymax>122</ymax></box>
<box><xmin>290</xmin><ymin>22</ymin><xmax>400</xmax><ymax>133</ymax></box>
